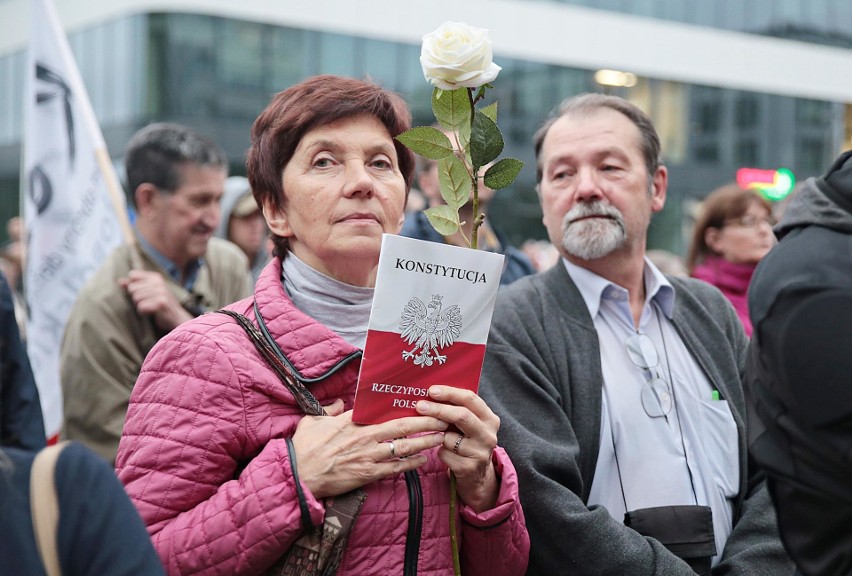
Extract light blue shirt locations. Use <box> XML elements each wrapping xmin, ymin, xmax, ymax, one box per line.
<box><xmin>135</xmin><ymin>232</ymin><xmax>202</xmax><ymax>291</ymax></box>
<box><xmin>566</xmin><ymin>258</ymin><xmax>739</xmax><ymax>565</ymax></box>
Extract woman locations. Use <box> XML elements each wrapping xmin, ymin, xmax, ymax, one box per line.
<box><xmin>687</xmin><ymin>184</ymin><xmax>776</xmax><ymax>336</ymax></box>
<box><xmin>116</xmin><ymin>75</ymin><xmax>529</xmax><ymax>576</ymax></box>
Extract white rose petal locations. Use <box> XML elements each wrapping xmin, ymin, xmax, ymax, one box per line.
<box><xmin>420</xmin><ymin>21</ymin><xmax>502</xmax><ymax>90</ymax></box>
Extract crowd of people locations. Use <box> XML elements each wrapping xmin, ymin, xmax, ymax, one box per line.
<box><xmin>0</xmin><ymin>74</ymin><xmax>847</xmax><ymax>576</ymax></box>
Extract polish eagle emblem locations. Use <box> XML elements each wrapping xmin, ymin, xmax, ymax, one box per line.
<box><xmin>399</xmin><ymin>294</ymin><xmax>462</xmax><ymax>367</ymax></box>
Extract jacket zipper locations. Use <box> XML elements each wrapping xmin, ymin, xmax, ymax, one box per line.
<box><xmin>403</xmin><ymin>470</ymin><xmax>423</xmax><ymax>576</ymax></box>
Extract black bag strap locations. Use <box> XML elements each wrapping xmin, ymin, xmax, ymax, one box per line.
<box><xmin>217</xmin><ymin>307</ymin><xmax>324</xmax><ymax>416</ymax></box>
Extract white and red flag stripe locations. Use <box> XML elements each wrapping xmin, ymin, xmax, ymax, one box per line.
<box><xmin>353</xmin><ymin>234</ymin><xmax>504</xmax><ymax>424</ymax></box>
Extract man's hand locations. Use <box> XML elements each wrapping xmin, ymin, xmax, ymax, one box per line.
<box><xmin>119</xmin><ymin>270</ymin><xmax>193</xmax><ymax>332</ymax></box>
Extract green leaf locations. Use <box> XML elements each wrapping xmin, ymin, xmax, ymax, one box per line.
<box><xmin>483</xmin><ymin>158</ymin><xmax>524</xmax><ymax>190</ymax></box>
<box><xmin>424</xmin><ymin>204</ymin><xmax>461</xmax><ymax>236</ymax></box>
<box><xmin>473</xmin><ymin>85</ymin><xmax>487</xmax><ymax>104</ymax></box>
<box><xmin>469</xmin><ymin>111</ymin><xmax>504</xmax><ymax>171</ymax></box>
<box><xmin>481</xmin><ymin>102</ymin><xmax>498</xmax><ymax>124</ymax></box>
<box><xmin>395</xmin><ymin>127</ymin><xmax>454</xmax><ymax>160</ymax></box>
<box><xmin>432</xmin><ymin>88</ymin><xmax>472</xmax><ymax>132</ymax></box>
<box><xmin>438</xmin><ymin>155</ymin><xmax>472</xmax><ymax>211</ymax></box>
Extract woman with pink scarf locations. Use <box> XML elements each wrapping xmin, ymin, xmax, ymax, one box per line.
<box><xmin>687</xmin><ymin>184</ymin><xmax>776</xmax><ymax>336</ymax></box>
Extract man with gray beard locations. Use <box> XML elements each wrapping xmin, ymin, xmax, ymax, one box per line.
<box><xmin>479</xmin><ymin>93</ymin><xmax>792</xmax><ymax>575</ymax></box>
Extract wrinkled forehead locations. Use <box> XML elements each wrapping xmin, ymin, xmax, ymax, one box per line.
<box><xmin>541</xmin><ymin>110</ymin><xmax>643</xmax><ymax>168</ymax></box>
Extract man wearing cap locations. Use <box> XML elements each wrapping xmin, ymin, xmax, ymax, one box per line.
<box><xmin>746</xmin><ymin>150</ymin><xmax>852</xmax><ymax>576</ymax></box>
<box><xmin>215</xmin><ymin>176</ymin><xmax>270</xmax><ymax>287</ymax></box>
<box><xmin>60</xmin><ymin>123</ymin><xmax>252</xmax><ymax>463</ymax></box>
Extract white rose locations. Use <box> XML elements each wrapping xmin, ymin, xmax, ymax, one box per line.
<box><xmin>420</xmin><ymin>21</ymin><xmax>502</xmax><ymax>90</ymax></box>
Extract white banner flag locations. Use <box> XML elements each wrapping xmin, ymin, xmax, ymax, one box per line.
<box><xmin>24</xmin><ymin>0</ymin><xmax>128</xmax><ymax>438</ymax></box>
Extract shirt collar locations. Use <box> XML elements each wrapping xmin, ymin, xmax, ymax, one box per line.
<box><xmin>562</xmin><ymin>256</ymin><xmax>675</xmax><ymax>320</ymax></box>
<box><xmin>135</xmin><ymin>231</ymin><xmax>203</xmax><ymax>291</ymax></box>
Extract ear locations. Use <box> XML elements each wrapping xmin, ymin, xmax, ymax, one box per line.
<box><xmin>650</xmin><ymin>166</ymin><xmax>668</xmax><ymax>213</ymax></box>
<box><xmin>705</xmin><ymin>227</ymin><xmax>723</xmax><ymax>253</ymax></box>
<box><xmin>262</xmin><ymin>202</ymin><xmax>293</xmax><ymax>238</ymax></box>
<box><xmin>134</xmin><ymin>184</ymin><xmax>160</xmax><ymax>216</ymax></box>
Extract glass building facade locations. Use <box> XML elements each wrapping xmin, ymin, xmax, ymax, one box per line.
<box><xmin>0</xmin><ymin>0</ymin><xmax>850</xmax><ymax>253</ymax></box>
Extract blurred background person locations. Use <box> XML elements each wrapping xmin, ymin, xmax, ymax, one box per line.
<box><xmin>403</xmin><ymin>183</ymin><xmax>427</xmax><ymax>214</ymax></box>
<box><xmin>117</xmin><ymin>76</ymin><xmax>528</xmax><ymax>576</ymax></box>
<box><xmin>1</xmin><ymin>441</ymin><xmax>164</xmax><ymax>575</ymax></box>
<box><xmin>747</xmin><ymin>150</ymin><xmax>852</xmax><ymax>576</ymax></box>
<box><xmin>0</xmin><ymin>273</ymin><xmax>45</xmax><ymax>450</ymax></box>
<box><xmin>520</xmin><ymin>238</ymin><xmax>559</xmax><ymax>272</ymax></box>
<box><xmin>401</xmin><ymin>137</ymin><xmax>535</xmax><ymax>286</ymax></box>
<box><xmin>60</xmin><ymin>123</ymin><xmax>252</xmax><ymax>464</ymax></box>
<box><xmin>1</xmin><ymin>216</ymin><xmax>26</xmax><ymax>336</ymax></box>
<box><xmin>686</xmin><ymin>184</ymin><xmax>776</xmax><ymax>336</ymax></box>
<box><xmin>647</xmin><ymin>248</ymin><xmax>688</xmax><ymax>277</ymax></box>
<box><xmin>215</xmin><ymin>175</ymin><xmax>271</xmax><ymax>287</ymax></box>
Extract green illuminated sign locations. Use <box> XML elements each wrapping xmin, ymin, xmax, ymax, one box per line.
<box><xmin>736</xmin><ymin>167</ymin><xmax>796</xmax><ymax>201</ymax></box>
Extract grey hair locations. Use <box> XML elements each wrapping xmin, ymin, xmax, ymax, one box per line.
<box><xmin>124</xmin><ymin>123</ymin><xmax>227</xmax><ymax>208</ymax></box>
<box><xmin>533</xmin><ymin>93</ymin><xmax>662</xmax><ymax>184</ymax></box>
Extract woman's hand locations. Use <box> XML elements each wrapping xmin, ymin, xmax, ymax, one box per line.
<box><xmin>292</xmin><ymin>399</ymin><xmax>448</xmax><ymax>499</ymax></box>
<box><xmin>415</xmin><ymin>386</ymin><xmax>501</xmax><ymax>513</ymax></box>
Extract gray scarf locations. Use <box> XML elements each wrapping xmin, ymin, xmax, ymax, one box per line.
<box><xmin>281</xmin><ymin>252</ymin><xmax>373</xmax><ymax>349</ymax></box>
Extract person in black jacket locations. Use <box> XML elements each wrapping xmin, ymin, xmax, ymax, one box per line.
<box><xmin>747</xmin><ymin>149</ymin><xmax>852</xmax><ymax>576</ymax></box>
<box><xmin>0</xmin><ymin>273</ymin><xmax>45</xmax><ymax>450</ymax></box>
<box><xmin>0</xmin><ymin>442</ymin><xmax>164</xmax><ymax>575</ymax></box>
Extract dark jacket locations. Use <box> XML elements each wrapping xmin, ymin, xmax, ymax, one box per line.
<box><xmin>0</xmin><ymin>273</ymin><xmax>45</xmax><ymax>450</ymax></box>
<box><xmin>0</xmin><ymin>442</ymin><xmax>163</xmax><ymax>575</ymax></box>
<box><xmin>481</xmin><ymin>262</ymin><xmax>792</xmax><ymax>575</ymax></box>
<box><xmin>401</xmin><ymin>210</ymin><xmax>536</xmax><ymax>285</ymax></box>
<box><xmin>747</xmin><ymin>150</ymin><xmax>852</xmax><ymax>576</ymax></box>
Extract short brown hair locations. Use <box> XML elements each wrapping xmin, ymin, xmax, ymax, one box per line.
<box><xmin>533</xmin><ymin>93</ymin><xmax>661</xmax><ymax>184</ymax></box>
<box><xmin>246</xmin><ymin>75</ymin><xmax>415</xmax><ymax>257</ymax></box>
<box><xmin>686</xmin><ymin>183</ymin><xmax>773</xmax><ymax>271</ymax></box>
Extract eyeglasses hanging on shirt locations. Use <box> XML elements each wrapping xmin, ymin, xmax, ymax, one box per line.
<box><xmin>614</xmin><ymin>308</ymin><xmax>716</xmax><ymax>575</ymax></box>
<box><xmin>625</xmin><ymin>332</ymin><xmax>673</xmax><ymax>418</ymax></box>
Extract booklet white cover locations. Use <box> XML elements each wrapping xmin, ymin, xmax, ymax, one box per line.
<box><xmin>353</xmin><ymin>234</ymin><xmax>505</xmax><ymax>424</ymax></box>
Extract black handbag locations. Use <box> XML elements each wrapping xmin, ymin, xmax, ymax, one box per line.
<box><xmin>624</xmin><ymin>504</ymin><xmax>717</xmax><ymax>576</ymax></box>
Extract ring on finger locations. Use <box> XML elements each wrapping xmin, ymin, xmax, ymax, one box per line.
<box><xmin>452</xmin><ymin>435</ymin><xmax>464</xmax><ymax>455</ymax></box>
<box><xmin>388</xmin><ymin>440</ymin><xmax>396</xmax><ymax>458</ymax></box>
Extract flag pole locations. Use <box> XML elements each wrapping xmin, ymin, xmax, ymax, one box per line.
<box><xmin>94</xmin><ymin>148</ymin><xmax>135</xmax><ymax>246</ymax></box>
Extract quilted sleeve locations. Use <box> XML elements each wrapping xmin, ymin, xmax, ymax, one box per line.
<box><xmin>459</xmin><ymin>447</ymin><xmax>530</xmax><ymax>576</ymax></box>
<box><xmin>116</xmin><ymin>326</ymin><xmax>323</xmax><ymax>576</ymax></box>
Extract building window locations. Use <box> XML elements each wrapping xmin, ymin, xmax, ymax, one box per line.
<box><xmin>218</xmin><ymin>19</ymin><xmax>264</xmax><ymax>88</ymax></box>
<box><xmin>796</xmin><ymin>98</ymin><xmax>829</xmax><ymax>124</ymax></box>
<box><xmin>696</xmin><ymin>100</ymin><xmax>722</xmax><ymax>133</ymax></box>
<box><xmin>799</xmin><ymin>136</ymin><xmax>827</xmax><ymax>174</ymax></box>
<box><xmin>735</xmin><ymin>95</ymin><xmax>759</xmax><ymax>128</ymax></box>
<box><xmin>318</xmin><ymin>33</ymin><xmax>356</xmax><ymax>78</ymax></box>
<box><xmin>695</xmin><ymin>143</ymin><xmax>720</xmax><ymax>163</ymax></box>
<box><xmin>735</xmin><ymin>139</ymin><xmax>759</xmax><ymax>166</ymax></box>
<box><xmin>268</xmin><ymin>27</ymin><xmax>308</xmax><ymax>92</ymax></box>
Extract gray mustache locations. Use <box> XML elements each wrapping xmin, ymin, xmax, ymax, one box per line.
<box><xmin>564</xmin><ymin>202</ymin><xmax>624</xmax><ymax>224</ymax></box>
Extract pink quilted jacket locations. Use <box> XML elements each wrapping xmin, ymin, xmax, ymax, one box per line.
<box><xmin>117</xmin><ymin>258</ymin><xmax>529</xmax><ymax>576</ymax></box>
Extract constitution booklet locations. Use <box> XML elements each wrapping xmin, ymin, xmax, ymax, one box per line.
<box><xmin>352</xmin><ymin>234</ymin><xmax>505</xmax><ymax>425</ymax></box>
